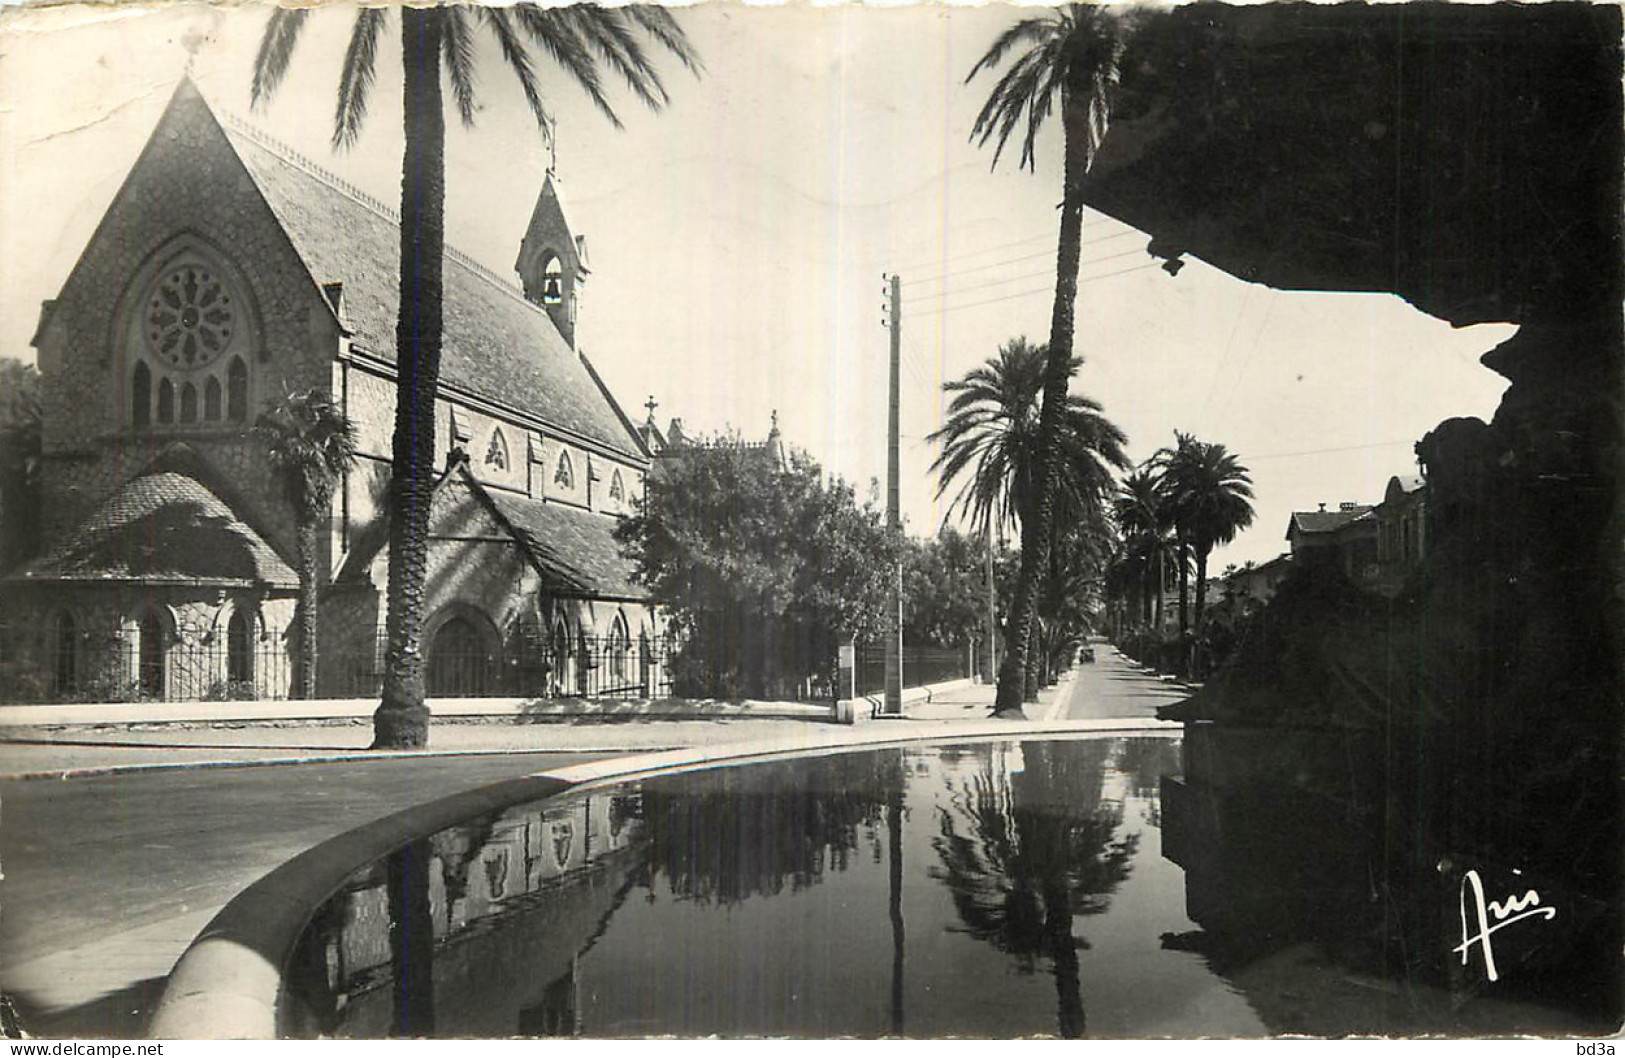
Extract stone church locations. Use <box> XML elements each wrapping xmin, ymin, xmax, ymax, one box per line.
<box><xmin>1</xmin><ymin>79</ymin><xmax>660</xmax><ymax>703</ymax></box>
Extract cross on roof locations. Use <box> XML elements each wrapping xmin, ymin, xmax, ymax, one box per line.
<box><xmin>645</xmin><ymin>395</ymin><xmax>658</xmax><ymax>421</ymax></box>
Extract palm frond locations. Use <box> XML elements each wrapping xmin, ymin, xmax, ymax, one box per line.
<box><xmin>568</xmin><ymin>6</ymin><xmax>669</xmax><ymax>112</ymax></box>
<box><xmin>476</xmin><ymin>7</ymin><xmax>551</xmax><ymax>133</ymax></box>
<box><xmin>251</xmin><ymin>8</ymin><xmax>310</xmax><ymax>109</ymax></box>
<box><xmin>626</xmin><ymin>5</ymin><xmax>705</xmax><ymax>77</ymax></box>
<box><xmin>442</xmin><ymin>5</ymin><xmax>479</xmax><ymax>129</ymax></box>
<box><xmin>333</xmin><ymin>7</ymin><xmax>387</xmax><ymax>148</ymax></box>
<box><xmin>966</xmin><ymin>16</ymin><xmax>1056</xmax><ymax>83</ymax></box>
<box><xmin>510</xmin><ymin>5</ymin><xmax>623</xmax><ymax>129</ymax></box>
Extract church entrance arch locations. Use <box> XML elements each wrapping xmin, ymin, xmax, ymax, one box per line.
<box><xmin>426</xmin><ymin>609</ymin><xmax>498</xmax><ymax>698</ymax></box>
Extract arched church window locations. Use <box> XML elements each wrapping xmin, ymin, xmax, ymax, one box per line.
<box><xmin>608</xmin><ymin>613</ymin><xmax>630</xmax><ymax>684</ymax></box>
<box><xmin>227</xmin><ymin>356</ymin><xmax>248</xmax><ymax>422</ymax></box>
<box><xmin>485</xmin><ymin>428</ymin><xmax>509</xmax><ymax>471</ymax></box>
<box><xmin>132</xmin><ymin>362</ymin><xmax>151</xmax><ymax>428</ymax></box>
<box><xmin>205</xmin><ymin>376</ymin><xmax>222</xmax><ymax>422</ymax></box>
<box><xmin>157</xmin><ymin>379</ymin><xmax>175</xmax><ymax>424</ymax></box>
<box><xmin>180</xmin><ymin>382</ymin><xmax>198</xmax><ymax>424</ymax></box>
<box><xmin>137</xmin><ymin>609</ymin><xmax>165</xmax><ymax>699</ymax></box>
<box><xmin>541</xmin><ymin>254</ymin><xmax>564</xmax><ymax>306</ymax></box>
<box><xmin>227</xmin><ymin>607</ymin><xmax>255</xmax><ymax>687</ymax></box>
<box><xmin>609</xmin><ymin>470</ymin><xmax>625</xmax><ymax>503</ymax></box>
<box><xmin>554</xmin><ymin>451</ymin><xmax>574</xmax><ymax>489</ymax></box>
<box><xmin>51</xmin><ymin>612</ymin><xmax>76</xmax><ymax>696</ymax></box>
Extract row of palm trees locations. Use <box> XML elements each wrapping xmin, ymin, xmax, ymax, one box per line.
<box><xmin>929</xmin><ymin>334</ymin><xmax>1256</xmax><ymax>701</ymax></box>
<box><xmin>1111</xmin><ymin>434</ymin><xmax>1256</xmax><ymax>637</ymax></box>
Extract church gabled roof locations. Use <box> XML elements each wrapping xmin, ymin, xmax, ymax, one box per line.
<box><xmin>9</xmin><ymin>469</ymin><xmax>296</xmax><ymax>588</ymax></box>
<box><xmin>337</xmin><ymin>455</ymin><xmax>646</xmax><ymax>601</ymax></box>
<box><xmin>211</xmin><ymin>98</ymin><xmax>642</xmax><ymax>460</ymax></box>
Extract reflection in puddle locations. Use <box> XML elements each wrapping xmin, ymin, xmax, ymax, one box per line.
<box><xmin>279</xmin><ymin>735</ymin><xmax>1602</xmax><ymax>1038</ymax></box>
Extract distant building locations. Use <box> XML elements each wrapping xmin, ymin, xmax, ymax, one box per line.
<box><xmin>1373</xmin><ymin>474</ymin><xmax>1428</xmax><ymax>595</ymax></box>
<box><xmin>1221</xmin><ymin>553</ymin><xmax>1293</xmax><ymax>613</ymax></box>
<box><xmin>1286</xmin><ymin>502</ymin><xmax>1379</xmax><ymax>585</ymax></box>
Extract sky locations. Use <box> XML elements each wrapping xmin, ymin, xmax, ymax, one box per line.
<box><xmin>0</xmin><ymin>1</ymin><xmax>1515</xmax><ymax>572</ymax></box>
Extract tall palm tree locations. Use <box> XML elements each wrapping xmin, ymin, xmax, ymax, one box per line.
<box><xmin>1113</xmin><ymin>468</ymin><xmax>1172</xmax><ymax>630</ymax></box>
<box><xmin>929</xmin><ymin>337</ymin><xmax>1129</xmax><ymax>701</ymax></box>
<box><xmin>252</xmin><ymin>5</ymin><xmax>701</xmax><ymax>747</ymax></box>
<box><xmin>1155</xmin><ymin>433</ymin><xmax>1255</xmax><ymax>630</ymax></box>
<box><xmin>257</xmin><ymin>388</ymin><xmax>357</xmax><ymax>700</ymax></box>
<box><xmin>967</xmin><ymin>4</ymin><xmax>1139</xmax><ymax>717</ymax></box>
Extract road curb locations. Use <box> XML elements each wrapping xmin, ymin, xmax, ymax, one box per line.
<box><xmin>147</xmin><ymin>715</ymin><xmax>1178</xmax><ymax>1039</ymax></box>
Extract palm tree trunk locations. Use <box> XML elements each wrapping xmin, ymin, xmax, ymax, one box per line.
<box><xmin>1176</xmin><ymin>535</ymin><xmax>1189</xmax><ymax>633</ymax></box>
<box><xmin>994</xmin><ymin>92</ymin><xmax>1086</xmax><ymax>718</ymax></box>
<box><xmin>1152</xmin><ymin>547</ymin><xmax>1163</xmax><ymax>630</ymax></box>
<box><xmin>298</xmin><ymin>518</ymin><xmax>319</xmax><ymax>700</ymax></box>
<box><xmin>1194</xmin><ymin>545</ymin><xmax>1209</xmax><ymax>629</ymax></box>
<box><xmin>374</xmin><ymin>7</ymin><xmax>445</xmax><ymax>749</ymax></box>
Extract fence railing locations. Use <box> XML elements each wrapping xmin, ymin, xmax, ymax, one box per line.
<box><xmin>0</xmin><ymin>629</ymin><xmax>976</xmax><ymax>705</ymax></box>
<box><xmin>0</xmin><ymin>634</ymin><xmax>291</xmax><ymax>705</ymax></box>
<box><xmin>852</xmin><ymin>642</ymin><xmax>976</xmax><ymax>698</ymax></box>
<box><xmin>323</xmin><ymin>633</ymin><xmax>677</xmax><ymax>701</ymax></box>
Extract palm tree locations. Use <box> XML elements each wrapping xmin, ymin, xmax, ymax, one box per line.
<box><xmin>252</xmin><ymin>5</ymin><xmax>701</xmax><ymax>747</ymax></box>
<box><xmin>1113</xmin><ymin>468</ymin><xmax>1172</xmax><ymax>630</ymax></box>
<box><xmin>967</xmin><ymin>4</ymin><xmax>1140</xmax><ymax>717</ymax></box>
<box><xmin>931</xmin><ymin>338</ymin><xmax>1127</xmax><ymax>538</ymax></box>
<box><xmin>1155</xmin><ymin>433</ymin><xmax>1255</xmax><ymax>630</ymax></box>
<box><xmin>257</xmin><ymin>388</ymin><xmax>357</xmax><ymax>700</ymax></box>
<box><xmin>929</xmin><ymin>337</ymin><xmax>1129</xmax><ymax>701</ymax></box>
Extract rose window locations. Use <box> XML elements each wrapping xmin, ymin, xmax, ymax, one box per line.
<box><xmin>145</xmin><ymin>266</ymin><xmax>235</xmax><ymax>369</ymax></box>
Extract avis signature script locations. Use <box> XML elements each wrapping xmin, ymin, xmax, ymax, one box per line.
<box><xmin>1453</xmin><ymin>868</ymin><xmax>1557</xmax><ymax>982</ymax></box>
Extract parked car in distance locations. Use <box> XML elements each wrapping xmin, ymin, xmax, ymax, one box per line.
<box><xmin>1078</xmin><ymin>644</ymin><xmax>1096</xmax><ymax>664</ymax></box>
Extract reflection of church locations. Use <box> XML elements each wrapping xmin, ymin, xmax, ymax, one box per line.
<box><xmin>0</xmin><ymin>79</ymin><xmax>657</xmax><ymax>703</ymax></box>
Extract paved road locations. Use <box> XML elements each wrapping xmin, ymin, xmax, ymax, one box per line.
<box><xmin>1051</xmin><ymin>643</ymin><xmax>1194</xmax><ymax>721</ymax></box>
<box><xmin>0</xmin><ymin>751</ymin><xmax>596</xmax><ymax>1038</ymax></box>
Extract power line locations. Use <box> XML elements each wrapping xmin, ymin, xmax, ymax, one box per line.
<box><xmin>900</xmin><ymin>216</ymin><xmax>1142</xmax><ymax>277</ymax></box>
<box><xmin>904</xmin><ymin>227</ymin><xmax>1141</xmax><ymax>288</ymax></box>
<box><xmin>1247</xmin><ymin>439</ymin><xmax>1415</xmax><ymax>461</ymax></box>
<box><xmin>910</xmin><ymin>245</ymin><xmax>1147</xmax><ymax>304</ymax></box>
<box><xmin>903</xmin><ymin>261</ymin><xmax>1162</xmax><ymax>320</ymax></box>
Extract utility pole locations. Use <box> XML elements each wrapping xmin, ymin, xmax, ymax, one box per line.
<box><xmin>985</xmin><ymin>527</ymin><xmax>998</xmax><ymax>684</ymax></box>
<box><xmin>883</xmin><ymin>273</ymin><xmax>903</xmax><ymax>716</ymax></box>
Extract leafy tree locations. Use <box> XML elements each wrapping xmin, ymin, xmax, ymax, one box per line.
<box><xmin>966</xmin><ymin>5</ymin><xmax>1141</xmax><ymax>717</ymax></box>
<box><xmin>0</xmin><ymin>360</ymin><xmax>41</xmax><ymax>572</ymax></box>
<box><xmin>252</xmin><ymin>5</ymin><xmax>701</xmax><ymax>747</ymax></box>
<box><xmin>902</xmin><ymin>526</ymin><xmax>989</xmax><ymax>650</ymax></box>
<box><xmin>256</xmin><ymin>388</ymin><xmax>357</xmax><ymax>700</ymax></box>
<box><xmin>615</xmin><ymin>436</ymin><xmax>900</xmax><ymax>699</ymax></box>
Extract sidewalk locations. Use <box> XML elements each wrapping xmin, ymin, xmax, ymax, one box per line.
<box><xmin>0</xmin><ymin>678</ymin><xmax>1019</xmax><ymax>780</ymax></box>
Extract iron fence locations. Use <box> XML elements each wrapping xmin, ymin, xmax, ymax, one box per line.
<box><xmin>0</xmin><ymin>633</ymin><xmax>292</xmax><ymax>705</ymax></box>
<box><xmin>852</xmin><ymin>642</ymin><xmax>975</xmax><ymax>698</ymax></box>
<box><xmin>323</xmin><ymin>632</ymin><xmax>678</xmax><ymax>701</ymax></box>
<box><xmin>0</xmin><ymin>626</ymin><xmax>974</xmax><ymax>705</ymax></box>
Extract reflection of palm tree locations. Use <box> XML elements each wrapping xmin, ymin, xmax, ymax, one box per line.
<box><xmin>386</xmin><ymin>839</ymin><xmax>436</xmax><ymax>1036</ymax></box>
<box><xmin>931</xmin><ymin>741</ymin><xmax>1138</xmax><ymax>1038</ymax></box>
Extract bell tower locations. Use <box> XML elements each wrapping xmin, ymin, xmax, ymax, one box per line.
<box><xmin>516</xmin><ymin>170</ymin><xmax>589</xmax><ymax>347</ymax></box>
